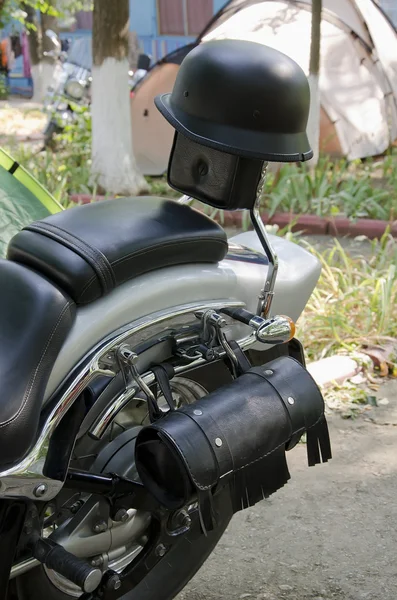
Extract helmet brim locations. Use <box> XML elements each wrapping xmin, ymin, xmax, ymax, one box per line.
<box><xmin>155</xmin><ymin>94</ymin><xmax>313</xmax><ymax>163</ymax></box>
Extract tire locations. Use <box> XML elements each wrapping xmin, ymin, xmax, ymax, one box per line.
<box><xmin>15</xmin><ymin>489</ymin><xmax>232</xmax><ymax>600</ymax></box>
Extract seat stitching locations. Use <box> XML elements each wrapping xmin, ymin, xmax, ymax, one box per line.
<box><xmin>26</xmin><ymin>222</ymin><xmax>115</xmax><ymax>294</ymax></box>
<box><xmin>26</xmin><ymin>223</ymin><xmax>110</xmax><ymax>292</ymax></box>
<box><xmin>27</xmin><ymin>223</ymin><xmax>104</xmax><ymax>275</ymax></box>
<box><xmin>38</xmin><ymin>222</ymin><xmax>115</xmax><ymax>288</ymax></box>
<box><xmin>29</xmin><ymin>222</ymin><xmax>115</xmax><ymax>292</ymax></box>
<box><xmin>48</xmin><ymin>223</ymin><xmax>116</xmax><ymax>289</ymax></box>
<box><xmin>77</xmin><ymin>237</ymin><xmax>227</xmax><ymax>300</ymax></box>
<box><xmin>0</xmin><ymin>302</ymin><xmax>73</xmax><ymax>429</ymax></box>
<box><xmin>112</xmin><ymin>238</ymin><xmax>227</xmax><ymax>267</ymax></box>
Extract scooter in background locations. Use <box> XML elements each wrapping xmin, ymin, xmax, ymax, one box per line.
<box><xmin>42</xmin><ymin>31</ymin><xmax>92</xmax><ymax>145</ymax></box>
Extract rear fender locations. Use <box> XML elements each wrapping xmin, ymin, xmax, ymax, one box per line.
<box><xmin>45</xmin><ymin>233</ymin><xmax>320</xmax><ymax>400</ymax></box>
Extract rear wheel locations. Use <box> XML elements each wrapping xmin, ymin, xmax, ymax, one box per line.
<box><xmin>14</xmin><ymin>375</ymin><xmax>232</xmax><ymax>600</ymax></box>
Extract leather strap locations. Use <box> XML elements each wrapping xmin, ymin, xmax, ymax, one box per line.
<box><xmin>228</xmin><ymin>340</ymin><xmax>252</xmax><ymax>375</ymax></box>
<box><xmin>249</xmin><ymin>360</ymin><xmax>323</xmax><ymax>434</ymax></box>
<box><xmin>151</xmin><ymin>364</ymin><xmax>176</xmax><ymax>412</ymax></box>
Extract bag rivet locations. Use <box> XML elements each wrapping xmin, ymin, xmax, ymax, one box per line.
<box><xmin>264</xmin><ymin>369</ymin><xmax>273</xmax><ymax>375</ymax></box>
<box><xmin>215</xmin><ymin>438</ymin><xmax>223</xmax><ymax>447</ymax></box>
<box><xmin>193</xmin><ymin>409</ymin><xmax>203</xmax><ymax>416</ymax></box>
<box><xmin>287</xmin><ymin>396</ymin><xmax>295</xmax><ymax>405</ymax></box>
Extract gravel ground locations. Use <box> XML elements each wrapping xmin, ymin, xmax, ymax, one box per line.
<box><xmin>178</xmin><ymin>384</ymin><xmax>397</xmax><ymax>600</ymax></box>
<box><xmin>0</xmin><ymin>100</ymin><xmax>46</xmax><ymax>142</ymax></box>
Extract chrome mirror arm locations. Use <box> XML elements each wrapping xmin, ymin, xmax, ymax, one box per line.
<box><xmin>177</xmin><ymin>195</ymin><xmax>193</xmax><ymax>205</ymax></box>
<box><xmin>250</xmin><ymin>162</ymin><xmax>279</xmax><ymax>317</ymax></box>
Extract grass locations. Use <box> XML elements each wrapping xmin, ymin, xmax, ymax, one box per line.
<box><xmin>297</xmin><ymin>231</ymin><xmax>397</xmax><ymax>362</ymax></box>
<box><xmin>261</xmin><ymin>155</ymin><xmax>397</xmax><ymax>221</ymax></box>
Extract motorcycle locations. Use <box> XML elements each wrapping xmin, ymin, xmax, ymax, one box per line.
<box><xmin>1</xmin><ymin>39</ymin><xmax>331</xmax><ymax>600</ymax></box>
<box><xmin>42</xmin><ymin>32</ymin><xmax>92</xmax><ymax>145</ymax></box>
<box><xmin>43</xmin><ymin>31</ymin><xmax>150</xmax><ymax>145</ymax></box>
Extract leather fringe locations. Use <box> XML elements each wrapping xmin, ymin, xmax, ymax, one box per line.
<box><xmin>306</xmin><ymin>416</ymin><xmax>332</xmax><ymax>467</ymax></box>
<box><xmin>229</xmin><ymin>446</ymin><xmax>291</xmax><ymax>514</ymax></box>
<box><xmin>197</xmin><ymin>489</ymin><xmax>217</xmax><ymax>536</ymax></box>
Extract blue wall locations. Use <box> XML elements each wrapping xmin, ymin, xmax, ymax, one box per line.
<box><xmin>214</xmin><ymin>0</ymin><xmax>228</xmax><ymax>13</ymax></box>
<box><xmin>130</xmin><ymin>0</ymin><xmax>229</xmax><ymax>62</ymax></box>
<box><xmin>3</xmin><ymin>0</ymin><xmax>230</xmax><ymax>94</ymax></box>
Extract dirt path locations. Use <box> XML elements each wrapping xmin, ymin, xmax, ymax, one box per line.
<box><xmin>179</xmin><ymin>383</ymin><xmax>397</xmax><ymax>600</ymax></box>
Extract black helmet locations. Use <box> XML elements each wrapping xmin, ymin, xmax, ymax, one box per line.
<box><xmin>155</xmin><ymin>39</ymin><xmax>312</xmax><ymax>162</ymax></box>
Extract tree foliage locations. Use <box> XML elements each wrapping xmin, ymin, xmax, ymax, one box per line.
<box><xmin>0</xmin><ymin>0</ymin><xmax>92</xmax><ymax>28</ymax></box>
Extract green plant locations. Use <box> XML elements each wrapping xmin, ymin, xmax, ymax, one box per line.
<box><xmin>297</xmin><ymin>232</ymin><xmax>397</xmax><ymax>362</ymax></box>
<box><xmin>146</xmin><ymin>175</ymin><xmax>179</xmax><ymax>199</ymax></box>
<box><xmin>0</xmin><ymin>74</ymin><xmax>9</xmax><ymax>100</ymax></box>
<box><xmin>261</xmin><ymin>155</ymin><xmax>397</xmax><ymax>221</ymax></box>
<box><xmin>3</xmin><ymin>106</ymin><xmax>94</xmax><ymax>206</ymax></box>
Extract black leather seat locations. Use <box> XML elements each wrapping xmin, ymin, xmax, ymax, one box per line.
<box><xmin>0</xmin><ymin>261</ymin><xmax>75</xmax><ymax>467</ymax></box>
<box><xmin>8</xmin><ymin>196</ymin><xmax>228</xmax><ymax>305</ymax></box>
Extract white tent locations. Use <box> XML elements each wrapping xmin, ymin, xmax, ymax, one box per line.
<box><xmin>131</xmin><ymin>0</ymin><xmax>397</xmax><ymax>175</ymax></box>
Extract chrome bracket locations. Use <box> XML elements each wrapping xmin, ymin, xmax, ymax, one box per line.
<box><xmin>196</xmin><ymin>309</ymin><xmax>240</xmax><ymax>377</ymax></box>
<box><xmin>116</xmin><ymin>344</ymin><xmax>156</xmax><ymax>404</ymax></box>
<box><xmin>250</xmin><ymin>162</ymin><xmax>279</xmax><ymax>317</ymax></box>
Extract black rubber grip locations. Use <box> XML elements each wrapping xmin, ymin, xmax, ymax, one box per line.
<box><xmin>221</xmin><ymin>307</ymin><xmax>255</xmax><ymax>326</ymax></box>
<box><xmin>33</xmin><ymin>538</ymin><xmax>100</xmax><ymax>591</ymax></box>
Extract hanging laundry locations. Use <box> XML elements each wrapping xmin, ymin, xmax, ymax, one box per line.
<box><xmin>10</xmin><ymin>34</ymin><xmax>22</xmax><ymax>59</ymax></box>
<box><xmin>0</xmin><ymin>39</ymin><xmax>9</xmax><ymax>75</ymax></box>
<box><xmin>22</xmin><ymin>31</ymin><xmax>31</xmax><ymax>79</ymax></box>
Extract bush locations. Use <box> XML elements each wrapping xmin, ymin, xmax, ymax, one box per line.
<box><xmin>298</xmin><ymin>232</ymin><xmax>397</xmax><ymax>361</ymax></box>
<box><xmin>0</xmin><ymin>74</ymin><xmax>9</xmax><ymax>100</ymax></box>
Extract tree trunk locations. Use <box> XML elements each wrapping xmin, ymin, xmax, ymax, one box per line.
<box><xmin>39</xmin><ymin>6</ymin><xmax>58</xmax><ymax>101</ymax></box>
<box><xmin>91</xmin><ymin>0</ymin><xmax>147</xmax><ymax>195</ymax></box>
<box><xmin>23</xmin><ymin>3</ymin><xmax>43</xmax><ymax>102</ymax></box>
<box><xmin>24</xmin><ymin>2</ymin><xmax>57</xmax><ymax>103</ymax></box>
<box><xmin>307</xmin><ymin>0</ymin><xmax>322</xmax><ymax>166</ymax></box>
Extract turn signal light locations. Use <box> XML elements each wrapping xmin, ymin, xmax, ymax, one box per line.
<box><xmin>255</xmin><ymin>315</ymin><xmax>295</xmax><ymax>345</ymax></box>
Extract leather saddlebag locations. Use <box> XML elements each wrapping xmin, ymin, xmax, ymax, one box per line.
<box><xmin>135</xmin><ymin>356</ymin><xmax>331</xmax><ymax>530</ymax></box>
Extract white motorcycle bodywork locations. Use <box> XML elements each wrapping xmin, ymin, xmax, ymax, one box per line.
<box><xmin>45</xmin><ymin>231</ymin><xmax>320</xmax><ymax>401</ymax></box>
